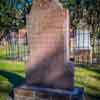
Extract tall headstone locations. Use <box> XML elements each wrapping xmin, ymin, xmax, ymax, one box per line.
<box><xmin>26</xmin><ymin>0</ymin><xmax>74</xmax><ymax>89</ymax></box>
<box><xmin>26</xmin><ymin>0</ymin><xmax>73</xmax><ymax>89</ymax></box>
<box><xmin>14</xmin><ymin>0</ymin><xmax>74</xmax><ymax>99</ymax></box>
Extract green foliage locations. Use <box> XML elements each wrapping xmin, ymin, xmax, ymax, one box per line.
<box><xmin>68</xmin><ymin>0</ymin><xmax>100</xmax><ymax>36</ymax></box>
<box><xmin>59</xmin><ymin>0</ymin><xmax>100</xmax><ymax>36</ymax></box>
<box><xmin>0</xmin><ymin>0</ymin><xmax>27</xmax><ymax>32</ymax></box>
<box><xmin>0</xmin><ymin>0</ymin><xmax>100</xmax><ymax>36</ymax></box>
<box><xmin>59</xmin><ymin>0</ymin><xmax>76</xmax><ymax>8</ymax></box>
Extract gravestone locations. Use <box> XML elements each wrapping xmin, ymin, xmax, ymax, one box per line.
<box><xmin>14</xmin><ymin>0</ymin><xmax>74</xmax><ymax>99</ymax></box>
<box><xmin>26</xmin><ymin>0</ymin><xmax>74</xmax><ymax>89</ymax></box>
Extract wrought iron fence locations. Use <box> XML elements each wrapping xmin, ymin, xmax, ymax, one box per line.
<box><xmin>69</xmin><ymin>29</ymin><xmax>100</xmax><ymax>64</ymax></box>
<box><xmin>0</xmin><ymin>30</ymin><xmax>100</xmax><ymax>65</ymax></box>
<box><xmin>0</xmin><ymin>31</ymin><xmax>29</xmax><ymax>61</ymax></box>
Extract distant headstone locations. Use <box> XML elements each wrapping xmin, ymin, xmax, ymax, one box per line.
<box><xmin>26</xmin><ymin>0</ymin><xmax>74</xmax><ymax>89</ymax></box>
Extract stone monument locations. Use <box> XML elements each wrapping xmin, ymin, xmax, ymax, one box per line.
<box><xmin>14</xmin><ymin>0</ymin><xmax>74</xmax><ymax>99</ymax></box>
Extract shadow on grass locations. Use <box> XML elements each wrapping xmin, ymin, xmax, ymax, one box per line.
<box><xmin>76</xmin><ymin>64</ymin><xmax>100</xmax><ymax>74</ymax></box>
<box><xmin>0</xmin><ymin>56</ymin><xmax>18</xmax><ymax>61</ymax></box>
<box><xmin>76</xmin><ymin>81</ymin><xmax>100</xmax><ymax>100</ymax></box>
<box><xmin>0</xmin><ymin>70</ymin><xmax>25</xmax><ymax>98</ymax></box>
<box><xmin>0</xmin><ymin>70</ymin><xmax>25</xmax><ymax>88</ymax></box>
<box><xmin>0</xmin><ymin>56</ymin><xmax>11</xmax><ymax>60</ymax></box>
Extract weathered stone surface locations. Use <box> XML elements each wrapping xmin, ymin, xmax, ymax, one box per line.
<box><xmin>14</xmin><ymin>84</ymin><xmax>71</xmax><ymax>100</ymax></box>
<box><xmin>14</xmin><ymin>86</ymin><xmax>35</xmax><ymax>100</ymax></box>
<box><xmin>26</xmin><ymin>0</ymin><xmax>74</xmax><ymax>89</ymax></box>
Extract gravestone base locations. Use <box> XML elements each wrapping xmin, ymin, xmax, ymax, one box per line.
<box><xmin>14</xmin><ymin>84</ymin><xmax>71</xmax><ymax>100</ymax></box>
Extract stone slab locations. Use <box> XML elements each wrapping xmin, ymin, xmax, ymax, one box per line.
<box><xmin>26</xmin><ymin>0</ymin><xmax>74</xmax><ymax>89</ymax></box>
<box><xmin>14</xmin><ymin>84</ymin><xmax>72</xmax><ymax>100</ymax></box>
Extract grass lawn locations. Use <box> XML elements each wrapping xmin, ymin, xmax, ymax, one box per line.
<box><xmin>0</xmin><ymin>59</ymin><xmax>25</xmax><ymax>100</ymax></box>
<box><xmin>0</xmin><ymin>46</ymin><xmax>100</xmax><ymax>100</ymax></box>
<box><xmin>75</xmin><ymin>65</ymin><xmax>100</xmax><ymax>100</ymax></box>
<box><xmin>0</xmin><ymin>59</ymin><xmax>100</xmax><ymax>100</ymax></box>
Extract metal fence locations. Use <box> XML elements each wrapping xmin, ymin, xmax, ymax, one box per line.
<box><xmin>69</xmin><ymin>29</ymin><xmax>100</xmax><ymax>64</ymax></box>
<box><xmin>0</xmin><ymin>30</ymin><xmax>100</xmax><ymax>65</ymax></box>
<box><xmin>0</xmin><ymin>31</ymin><xmax>29</xmax><ymax>61</ymax></box>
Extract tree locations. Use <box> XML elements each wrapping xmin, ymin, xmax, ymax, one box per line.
<box><xmin>0</xmin><ymin>0</ymin><xmax>32</xmax><ymax>42</ymax></box>
<box><xmin>0</xmin><ymin>0</ymin><xmax>100</xmax><ymax>36</ymax></box>
<box><xmin>71</xmin><ymin>0</ymin><xmax>100</xmax><ymax>36</ymax></box>
<box><xmin>0</xmin><ymin>0</ymin><xmax>32</xmax><ymax>33</ymax></box>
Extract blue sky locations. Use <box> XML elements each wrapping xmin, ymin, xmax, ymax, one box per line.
<box><xmin>15</xmin><ymin>0</ymin><xmax>32</xmax><ymax>9</ymax></box>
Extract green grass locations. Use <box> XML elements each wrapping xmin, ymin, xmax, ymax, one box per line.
<box><xmin>0</xmin><ymin>47</ymin><xmax>100</xmax><ymax>100</ymax></box>
<box><xmin>0</xmin><ymin>46</ymin><xmax>8</xmax><ymax>59</ymax></box>
<box><xmin>75</xmin><ymin>65</ymin><xmax>100</xmax><ymax>99</ymax></box>
<box><xmin>0</xmin><ymin>60</ymin><xmax>25</xmax><ymax>76</ymax></box>
<box><xmin>0</xmin><ymin>45</ymin><xmax>28</xmax><ymax>60</ymax></box>
<box><xmin>0</xmin><ymin>59</ymin><xmax>25</xmax><ymax>100</ymax></box>
<box><xmin>0</xmin><ymin>60</ymin><xmax>100</xmax><ymax>100</ymax></box>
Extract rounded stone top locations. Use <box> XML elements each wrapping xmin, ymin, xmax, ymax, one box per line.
<box><xmin>32</xmin><ymin>0</ymin><xmax>63</xmax><ymax>10</ymax></box>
